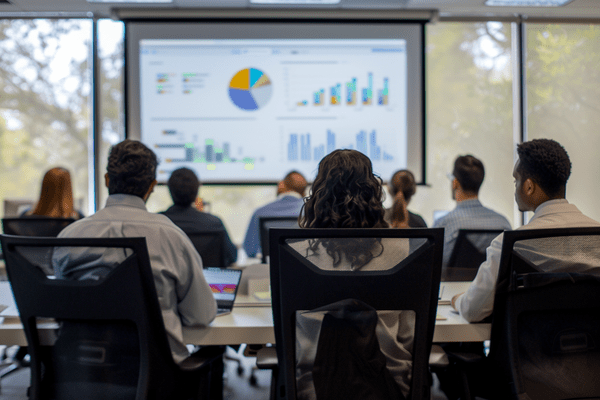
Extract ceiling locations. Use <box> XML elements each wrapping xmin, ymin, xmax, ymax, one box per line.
<box><xmin>1</xmin><ymin>0</ymin><xmax>600</xmax><ymax>21</ymax></box>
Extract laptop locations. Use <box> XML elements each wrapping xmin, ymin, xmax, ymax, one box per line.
<box><xmin>204</xmin><ymin>268</ymin><xmax>243</xmax><ymax>316</ymax></box>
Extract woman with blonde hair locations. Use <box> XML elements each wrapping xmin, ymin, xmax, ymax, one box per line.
<box><xmin>23</xmin><ymin>167</ymin><xmax>84</xmax><ymax>219</ymax></box>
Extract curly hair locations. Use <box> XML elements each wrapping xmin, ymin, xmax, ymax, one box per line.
<box><xmin>299</xmin><ymin>149</ymin><xmax>388</xmax><ymax>269</ymax></box>
<box><xmin>168</xmin><ymin>168</ymin><xmax>200</xmax><ymax>206</ymax></box>
<box><xmin>516</xmin><ymin>139</ymin><xmax>571</xmax><ymax>197</ymax></box>
<box><xmin>453</xmin><ymin>155</ymin><xmax>485</xmax><ymax>194</ymax></box>
<box><xmin>106</xmin><ymin>140</ymin><xmax>158</xmax><ymax>199</ymax></box>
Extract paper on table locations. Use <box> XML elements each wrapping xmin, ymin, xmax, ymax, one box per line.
<box><xmin>254</xmin><ymin>291</ymin><xmax>271</xmax><ymax>301</ymax></box>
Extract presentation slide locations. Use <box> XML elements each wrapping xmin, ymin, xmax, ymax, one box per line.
<box><xmin>127</xmin><ymin>22</ymin><xmax>424</xmax><ymax>183</ymax></box>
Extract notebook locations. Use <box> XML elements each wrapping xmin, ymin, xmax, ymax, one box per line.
<box><xmin>204</xmin><ymin>268</ymin><xmax>243</xmax><ymax>316</ymax></box>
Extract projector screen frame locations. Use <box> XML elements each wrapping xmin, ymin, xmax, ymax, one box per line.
<box><xmin>124</xmin><ymin>18</ymin><xmax>427</xmax><ymax>186</ymax></box>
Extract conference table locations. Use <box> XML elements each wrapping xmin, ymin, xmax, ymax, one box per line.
<box><xmin>0</xmin><ymin>277</ymin><xmax>490</xmax><ymax>347</ymax></box>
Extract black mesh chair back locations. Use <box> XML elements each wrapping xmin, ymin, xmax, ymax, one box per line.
<box><xmin>2</xmin><ymin>217</ymin><xmax>76</xmax><ymax>237</ymax></box>
<box><xmin>269</xmin><ymin>228</ymin><xmax>444</xmax><ymax>400</ymax></box>
<box><xmin>1</xmin><ymin>218</ymin><xmax>77</xmax><ymax>274</ymax></box>
<box><xmin>445</xmin><ymin>228</ymin><xmax>504</xmax><ymax>281</ymax></box>
<box><xmin>259</xmin><ymin>216</ymin><xmax>299</xmax><ymax>263</ymax></box>
<box><xmin>490</xmin><ymin>227</ymin><xmax>600</xmax><ymax>400</ymax></box>
<box><xmin>186</xmin><ymin>230</ymin><xmax>227</xmax><ymax>268</ymax></box>
<box><xmin>0</xmin><ymin>234</ymin><xmax>215</xmax><ymax>400</ymax></box>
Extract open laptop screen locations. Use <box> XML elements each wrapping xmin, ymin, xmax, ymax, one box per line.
<box><xmin>203</xmin><ymin>268</ymin><xmax>243</xmax><ymax>315</ymax></box>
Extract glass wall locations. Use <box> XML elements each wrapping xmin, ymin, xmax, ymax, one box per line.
<box><xmin>415</xmin><ymin>22</ymin><xmax>516</xmax><ymax>228</ymax></box>
<box><xmin>97</xmin><ymin>19</ymin><xmax>125</xmax><ymax>210</ymax></box>
<box><xmin>525</xmin><ymin>24</ymin><xmax>600</xmax><ymax>223</ymax></box>
<box><xmin>5</xmin><ymin>19</ymin><xmax>599</xmax><ymax>245</ymax></box>
<box><xmin>0</xmin><ymin>19</ymin><xmax>92</xmax><ymax>219</ymax></box>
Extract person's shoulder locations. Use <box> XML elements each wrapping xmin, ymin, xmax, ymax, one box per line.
<box><xmin>433</xmin><ymin>207</ymin><xmax>458</xmax><ymax>227</ymax></box>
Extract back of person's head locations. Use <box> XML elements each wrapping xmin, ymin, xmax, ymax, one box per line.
<box><xmin>300</xmin><ymin>149</ymin><xmax>388</xmax><ymax>229</ymax></box>
<box><xmin>168</xmin><ymin>168</ymin><xmax>200</xmax><ymax>207</ymax></box>
<box><xmin>453</xmin><ymin>155</ymin><xmax>485</xmax><ymax>195</ymax></box>
<box><xmin>32</xmin><ymin>167</ymin><xmax>76</xmax><ymax>218</ymax></box>
<box><xmin>516</xmin><ymin>138</ymin><xmax>571</xmax><ymax>197</ymax></box>
<box><xmin>106</xmin><ymin>139</ymin><xmax>158</xmax><ymax>198</ymax></box>
<box><xmin>389</xmin><ymin>169</ymin><xmax>417</xmax><ymax>203</ymax></box>
<box><xmin>280</xmin><ymin>171</ymin><xmax>308</xmax><ymax>196</ymax></box>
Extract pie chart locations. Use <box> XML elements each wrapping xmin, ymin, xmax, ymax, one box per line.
<box><xmin>228</xmin><ymin>68</ymin><xmax>272</xmax><ymax>111</ymax></box>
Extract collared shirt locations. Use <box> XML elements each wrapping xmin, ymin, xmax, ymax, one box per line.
<box><xmin>161</xmin><ymin>204</ymin><xmax>238</xmax><ymax>267</ymax></box>
<box><xmin>55</xmin><ymin>194</ymin><xmax>217</xmax><ymax>363</ymax></box>
<box><xmin>433</xmin><ymin>199</ymin><xmax>512</xmax><ymax>269</ymax></box>
<box><xmin>242</xmin><ymin>192</ymin><xmax>304</xmax><ymax>258</ymax></box>
<box><xmin>454</xmin><ymin>199</ymin><xmax>600</xmax><ymax>322</ymax></box>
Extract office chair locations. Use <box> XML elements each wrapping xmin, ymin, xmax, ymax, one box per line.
<box><xmin>258</xmin><ymin>216</ymin><xmax>299</xmax><ymax>264</ymax></box>
<box><xmin>185</xmin><ymin>230</ymin><xmax>227</xmax><ymax>268</ymax></box>
<box><xmin>0</xmin><ymin>217</ymin><xmax>77</xmax><ymax>385</ymax></box>
<box><xmin>0</xmin><ymin>235</ymin><xmax>222</xmax><ymax>400</ymax></box>
<box><xmin>444</xmin><ymin>229</ymin><xmax>504</xmax><ymax>281</ymax></box>
<box><xmin>487</xmin><ymin>227</ymin><xmax>600</xmax><ymax>400</ymax></box>
<box><xmin>1</xmin><ymin>217</ymin><xmax>76</xmax><ymax>237</ymax></box>
<box><xmin>262</xmin><ymin>227</ymin><xmax>444</xmax><ymax>400</ymax></box>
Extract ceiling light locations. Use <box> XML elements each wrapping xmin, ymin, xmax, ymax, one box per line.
<box><xmin>485</xmin><ymin>0</ymin><xmax>573</xmax><ymax>6</ymax></box>
<box><xmin>250</xmin><ymin>0</ymin><xmax>341</xmax><ymax>4</ymax></box>
<box><xmin>87</xmin><ymin>0</ymin><xmax>172</xmax><ymax>3</ymax></box>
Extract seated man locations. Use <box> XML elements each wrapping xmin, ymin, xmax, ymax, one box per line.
<box><xmin>55</xmin><ymin>139</ymin><xmax>217</xmax><ymax>363</ymax></box>
<box><xmin>453</xmin><ymin>138</ymin><xmax>600</xmax><ymax>322</ymax></box>
<box><xmin>434</xmin><ymin>155</ymin><xmax>512</xmax><ymax>270</ymax></box>
<box><xmin>243</xmin><ymin>170</ymin><xmax>307</xmax><ymax>258</ymax></box>
<box><xmin>161</xmin><ymin>167</ymin><xmax>237</xmax><ymax>267</ymax></box>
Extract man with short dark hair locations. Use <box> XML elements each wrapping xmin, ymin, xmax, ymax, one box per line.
<box><xmin>433</xmin><ymin>155</ymin><xmax>512</xmax><ymax>269</ymax></box>
<box><xmin>453</xmin><ymin>139</ymin><xmax>600</xmax><ymax>322</ymax></box>
<box><xmin>56</xmin><ymin>139</ymin><xmax>217</xmax><ymax>363</ymax></box>
<box><xmin>161</xmin><ymin>167</ymin><xmax>237</xmax><ymax>267</ymax></box>
<box><xmin>243</xmin><ymin>171</ymin><xmax>307</xmax><ymax>258</ymax></box>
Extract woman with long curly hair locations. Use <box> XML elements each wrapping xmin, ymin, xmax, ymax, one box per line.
<box><xmin>292</xmin><ymin>150</ymin><xmax>414</xmax><ymax>400</ymax></box>
<box><xmin>296</xmin><ymin>149</ymin><xmax>407</xmax><ymax>271</ymax></box>
<box><xmin>23</xmin><ymin>167</ymin><xmax>84</xmax><ymax>219</ymax></box>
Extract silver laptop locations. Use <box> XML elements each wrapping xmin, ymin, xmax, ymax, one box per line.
<box><xmin>204</xmin><ymin>268</ymin><xmax>243</xmax><ymax>316</ymax></box>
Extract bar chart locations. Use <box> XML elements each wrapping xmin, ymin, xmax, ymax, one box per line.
<box><xmin>287</xmin><ymin>129</ymin><xmax>395</xmax><ymax>162</ymax></box>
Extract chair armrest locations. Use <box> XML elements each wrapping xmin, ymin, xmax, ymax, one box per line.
<box><xmin>256</xmin><ymin>347</ymin><xmax>278</xmax><ymax>370</ymax></box>
<box><xmin>179</xmin><ymin>345</ymin><xmax>225</xmax><ymax>372</ymax></box>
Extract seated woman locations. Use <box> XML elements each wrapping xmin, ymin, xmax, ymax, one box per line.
<box><xmin>290</xmin><ymin>149</ymin><xmax>414</xmax><ymax>400</ymax></box>
<box><xmin>386</xmin><ymin>169</ymin><xmax>427</xmax><ymax>228</ymax></box>
<box><xmin>22</xmin><ymin>167</ymin><xmax>84</xmax><ymax>219</ymax></box>
<box><xmin>292</xmin><ymin>149</ymin><xmax>408</xmax><ymax>270</ymax></box>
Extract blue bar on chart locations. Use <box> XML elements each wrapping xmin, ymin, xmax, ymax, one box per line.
<box><xmin>330</xmin><ymin>84</ymin><xmax>342</xmax><ymax>105</ymax></box>
<box><xmin>369</xmin><ymin>130</ymin><xmax>381</xmax><ymax>161</ymax></box>
<box><xmin>327</xmin><ymin>130</ymin><xmax>336</xmax><ymax>154</ymax></box>
<box><xmin>288</xmin><ymin>134</ymin><xmax>299</xmax><ymax>161</ymax></box>
<box><xmin>356</xmin><ymin>130</ymin><xmax>368</xmax><ymax>154</ymax></box>
<box><xmin>378</xmin><ymin>78</ymin><xmax>389</xmax><ymax>105</ymax></box>
<box><xmin>362</xmin><ymin>73</ymin><xmax>374</xmax><ymax>105</ymax></box>
<box><xmin>301</xmin><ymin>134</ymin><xmax>311</xmax><ymax>161</ymax></box>
<box><xmin>346</xmin><ymin>78</ymin><xmax>357</xmax><ymax>105</ymax></box>
<box><xmin>313</xmin><ymin>89</ymin><xmax>325</xmax><ymax>106</ymax></box>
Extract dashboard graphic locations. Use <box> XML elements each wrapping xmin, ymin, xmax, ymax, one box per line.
<box><xmin>138</xmin><ymin>38</ymin><xmax>409</xmax><ymax>182</ymax></box>
<box><xmin>228</xmin><ymin>68</ymin><xmax>273</xmax><ymax>111</ymax></box>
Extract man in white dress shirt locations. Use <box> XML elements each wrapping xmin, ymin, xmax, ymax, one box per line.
<box><xmin>56</xmin><ymin>139</ymin><xmax>217</xmax><ymax>363</ymax></box>
<box><xmin>452</xmin><ymin>138</ymin><xmax>600</xmax><ymax>322</ymax></box>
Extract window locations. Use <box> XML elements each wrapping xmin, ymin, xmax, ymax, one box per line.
<box><xmin>526</xmin><ymin>24</ymin><xmax>600</xmax><ymax>222</ymax></box>
<box><xmin>0</xmin><ymin>19</ymin><xmax>92</xmax><ymax>219</ymax></box>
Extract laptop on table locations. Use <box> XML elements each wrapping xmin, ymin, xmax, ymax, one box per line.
<box><xmin>203</xmin><ymin>268</ymin><xmax>243</xmax><ymax>316</ymax></box>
